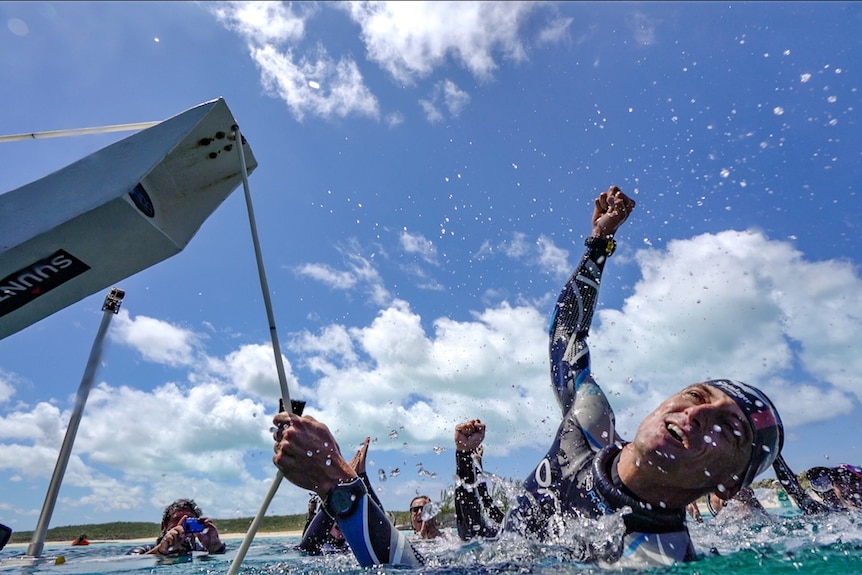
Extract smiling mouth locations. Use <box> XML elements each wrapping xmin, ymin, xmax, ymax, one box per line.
<box><xmin>666</xmin><ymin>423</ymin><xmax>689</xmax><ymax>448</ymax></box>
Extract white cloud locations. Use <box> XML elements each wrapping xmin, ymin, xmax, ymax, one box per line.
<box><xmin>207</xmin><ymin>2</ymin><xmax>379</xmax><ymax>122</ymax></box>
<box><xmin>209</xmin><ymin>2</ymin><xmax>555</xmax><ymax>122</ymax></box>
<box><xmin>5</xmin><ymin>231</ymin><xmax>862</xmax><ymax>521</ymax></box>
<box><xmin>208</xmin><ymin>1</ymin><xmax>307</xmax><ymax>44</ymax></box>
<box><xmin>0</xmin><ymin>401</ymin><xmax>63</xmax><ymax>446</ymax></box>
<box><xmin>295</xmin><ymin>262</ymin><xmax>358</xmax><ymax>288</ymax></box>
<box><xmin>343</xmin><ymin>1</ymin><xmax>538</xmax><ymax>83</ymax></box>
<box><xmin>419</xmin><ymin>98</ymin><xmax>444</xmax><ymax>123</ymax></box>
<box><xmin>295</xmin><ymin>247</ymin><xmax>392</xmax><ymax>306</ymax></box>
<box><xmin>627</xmin><ymin>11</ymin><xmax>660</xmax><ymax>47</ymax></box>
<box><xmin>252</xmin><ymin>44</ymin><xmax>380</xmax><ymax>122</ymax></box>
<box><xmin>400</xmin><ymin>230</ymin><xmax>438</xmax><ymax>264</ymax></box>
<box><xmin>588</xmin><ymin>230</ymin><xmax>861</xmax><ymax>434</ymax></box>
<box><xmin>288</xmin><ymin>298</ymin><xmax>554</xmax><ymax>454</ymax></box>
<box><xmin>0</xmin><ymin>370</ymin><xmax>16</xmax><ymax>403</ymax></box>
<box><xmin>500</xmin><ymin>232</ymin><xmax>532</xmax><ymax>259</ymax></box>
<box><xmin>111</xmin><ymin>309</ymin><xmax>202</xmax><ymax>367</ymax></box>
<box><xmin>441</xmin><ymin>79</ymin><xmax>470</xmax><ymax>116</ymax></box>
<box><xmin>206</xmin><ymin>343</ymin><xmax>298</xmax><ymax>401</ymax></box>
<box><xmin>537</xmin><ymin>16</ymin><xmax>573</xmax><ymax>44</ymax></box>
<box><xmin>535</xmin><ymin>234</ymin><xmax>571</xmax><ymax>279</ymax></box>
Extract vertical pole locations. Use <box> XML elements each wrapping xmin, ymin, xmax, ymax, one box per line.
<box><xmin>26</xmin><ymin>288</ymin><xmax>125</xmax><ymax>558</ymax></box>
<box><xmin>234</xmin><ymin>125</ymin><xmax>291</xmax><ymax>403</ymax></box>
<box><xmin>226</xmin><ymin>127</ymin><xmax>293</xmax><ymax>575</ymax></box>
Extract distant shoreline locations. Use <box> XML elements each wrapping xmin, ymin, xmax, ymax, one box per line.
<box><xmin>3</xmin><ymin>530</ymin><xmax>303</xmax><ymax>550</ymax></box>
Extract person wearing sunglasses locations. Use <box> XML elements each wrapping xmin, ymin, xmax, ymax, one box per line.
<box><xmin>408</xmin><ymin>495</ymin><xmax>442</xmax><ymax>539</ymax></box>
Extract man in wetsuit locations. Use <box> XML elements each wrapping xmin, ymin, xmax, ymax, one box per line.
<box><xmin>271</xmin><ymin>185</ymin><xmax>785</xmax><ymax>568</ymax></box>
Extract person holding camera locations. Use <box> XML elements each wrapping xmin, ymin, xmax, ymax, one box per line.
<box><xmin>127</xmin><ymin>498</ymin><xmax>226</xmax><ymax>556</ymax></box>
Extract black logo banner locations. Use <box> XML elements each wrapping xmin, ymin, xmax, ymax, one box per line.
<box><xmin>0</xmin><ymin>250</ymin><xmax>91</xmax><ymax>317</ymax></box>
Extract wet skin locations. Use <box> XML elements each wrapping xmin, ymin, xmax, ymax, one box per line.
<box><xmin>619</xmin><ymin>383</ymin><xmax>754</xmax><ymax>509</ymax></box>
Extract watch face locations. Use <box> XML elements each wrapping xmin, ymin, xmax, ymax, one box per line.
<box><xmin>330</xmin><ymin>489</ymin><xmax>355</xmax><ymax>515</ymax></box>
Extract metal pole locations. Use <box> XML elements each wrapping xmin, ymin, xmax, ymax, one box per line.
<box><xmin>234</xmin><ymin>125</ymin><xmax>291</xmax><ymax>402</ymax></box>
<box><xmin>26</xmin><ymin>288</ymin><xmax>125</xmax><ymax>558</ymax></box>
<box><xmin>226</xmin><ymin>127</ymin><xmax>293</xmax><ymax>575</ymax></box>
<box><xmin>0</xmin><ymin>121</ymin><xmax>160</xmax><ymax>143</ymax></box>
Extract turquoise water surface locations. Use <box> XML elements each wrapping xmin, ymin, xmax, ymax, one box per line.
<box><xmin>2</xmin><ymin>507</ymin><xmax>861</xmax><ymax>575</ymax></box>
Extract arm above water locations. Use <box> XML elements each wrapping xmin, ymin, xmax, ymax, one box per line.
<box><xmin>549</xmin><ymin>187</ymin><xmax>634</xmax><ymax>445</ymax></box>
<box><xmin>273</xmin><ymin>413</ymin><xmax>423</xmax><ymax>567</ymax></box>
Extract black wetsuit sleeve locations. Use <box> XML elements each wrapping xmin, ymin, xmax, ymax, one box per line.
<box><xmin>358</xmin><ymin>471</ymin><xmax>383</xmax><ymax>509</ymax></box>
<box><xmin>774</xmin><ymin>455</ymin><xmax>831</xmax><ymax>514</ymax></box>
<box><xmin>298</xmin><ymin>508</ymin><xmax>335</xmax><ymax>554</ymax></box>
<box><xmin>455</xmin><ymin>450</ymin><xmax>502</xmax><ymax>540</ymax></box>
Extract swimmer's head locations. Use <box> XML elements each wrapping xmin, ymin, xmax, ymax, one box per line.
<box><xmin>161</xmin><ymin>498</ymin><xmax>202</xmax><ymax>530</ymax></box>
<box><xmin>704</xmin><ymin>380</ymin><xmax>783</xmax><ymax>490</ymax></box>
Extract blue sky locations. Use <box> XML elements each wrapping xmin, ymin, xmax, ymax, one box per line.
<box><xmin>1</xmin><ymin>1</ymin><xmax>861</xmax><ymax>532</ymax></box>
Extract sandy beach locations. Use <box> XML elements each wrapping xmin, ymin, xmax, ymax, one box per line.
<box><xmin>4</xmin><ymin>530</ymin><xmax>303</xmax><ymax>549</ymax></box>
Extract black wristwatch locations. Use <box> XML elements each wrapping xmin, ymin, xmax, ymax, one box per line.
<box><xmin>323</xmin><ymin>476</ymin><xmax>367</xmax><ymax>519</ymax></box>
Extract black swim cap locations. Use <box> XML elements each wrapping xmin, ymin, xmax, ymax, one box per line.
<box><xmin>704</xmin><ymin>379</ymin><xmax>784</xmax><ymax>490</ymax></box>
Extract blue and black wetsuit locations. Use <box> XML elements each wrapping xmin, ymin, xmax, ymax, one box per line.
<box><xmin>333</xmin><ymin>237</ymin><xmax>696</xmax><ymax>567</ymax></box>
<box><xmin>298</xmin><ymin>472</ymin><xmax>386</xmax><ymax>556</ymax></box>
<box><xmin>458</xmin><ymin>236</ymin><xmax>697</xmax><ymax>566</ymax></box>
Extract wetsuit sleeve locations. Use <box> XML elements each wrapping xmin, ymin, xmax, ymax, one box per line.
<box><xmin>298</xmin><ymin>508</ymin><xmax>335</xmax><ymax>554</ymax></box>
<box><xmin>299</xmin><ymin>472</ymin><xmax>385</xmax><ymax>555</ymax></box>
<box><xmin>548</xmin><ymin>237</ymin><xmax>620</xmax><ymax>449</ymax></box>
<box><xmin>454</xmin><ymin>450</ymin><xmax>503</xmax><ymax>540</ymax></box>
<box><xmin>358</xmin><ymin>471</ymin><xmax>383</xmax><ymax>509</ymax></box>
<box><xmin>334</xmin><ymin>488</ymin><xmax>424</xmax><ymax>567</ymax></box>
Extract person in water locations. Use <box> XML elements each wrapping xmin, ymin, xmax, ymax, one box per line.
<box><xmin>409</xmin><ymin>495</ymin><xmax>443</xmax><ymax>539</ymax></box>
<box><xmin>71</xmin><ymin>533</ymin><xmax>89</xmax><ymax>546</ymax></box>
<box><xmin>271</xmin><ymin>186</ymin><xmax>786</xmax><ymax>567</ymax></box>
<box><xmin>127</xmin><ymin>498</ymin><xmax>225</xmax><ymax>556</ymax></box>
<box><xmin>686</xmin><ymin>487</ymin><xmax>767</xmax><ymax>523</ymax></box>
<box><xmin>806</xmin><ymin>464</ymin><xmax>862</xmax><ymax>510</ymax></box>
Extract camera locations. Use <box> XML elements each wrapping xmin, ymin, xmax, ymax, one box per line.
<box><xmin>182</xmin><ymin>517</ymin><xmax>205</xmax><ymax>533</ymax></box>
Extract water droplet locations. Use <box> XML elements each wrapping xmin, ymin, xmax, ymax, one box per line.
<box><xmin>325</xmin><ymin>458</ymin><xmax>332</xmax><ymax>466</ymax></box>
<box><xmin>716</xmin><ymin>483</ymin><xmax>727</xmax><ymax>493</ymax></box>
<box><xmin>389</xmin><ymin>430</ymin><xmax>398</xmax><ymax>439</ymax></box>
<box><xmin>306</xmin><ymin>450</ymin><xmax>313</xmax><ymax>457</ymax></box>
<box><xmin>378</xmin><ymin>469</ymin><xmax>387</xmax><ymax>482</ymax></box>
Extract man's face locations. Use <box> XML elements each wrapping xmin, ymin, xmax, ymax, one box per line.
<box><xmin>631</xmin><ymin>383</ymin><xmax>754</xmax><ymax>496</ymax></box>
<box><xmin>410</xmin><ymin>497</ymin><xmax>430</xmax><ymax>532</ymax></box>
<box><xmin>165</xmin><ymin>508</ymin><xmax>196</xmax><ymax>531</ymax></box>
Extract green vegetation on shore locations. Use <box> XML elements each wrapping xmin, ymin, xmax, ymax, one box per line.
<box><xmin>7</xmin><ymin>509</ymin><xmax>431</xmax><ymax>545</ymax></box>
<box><xmin>8</xmin><ymin>515</ymin><xmax>308</xmax><ymax>545</ymax></box>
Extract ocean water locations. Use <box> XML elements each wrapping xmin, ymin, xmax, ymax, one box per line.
<box><xmin>2</xmin><ymin>508</ymin><xmax>861</xmax><ymax>575</ymax></box>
